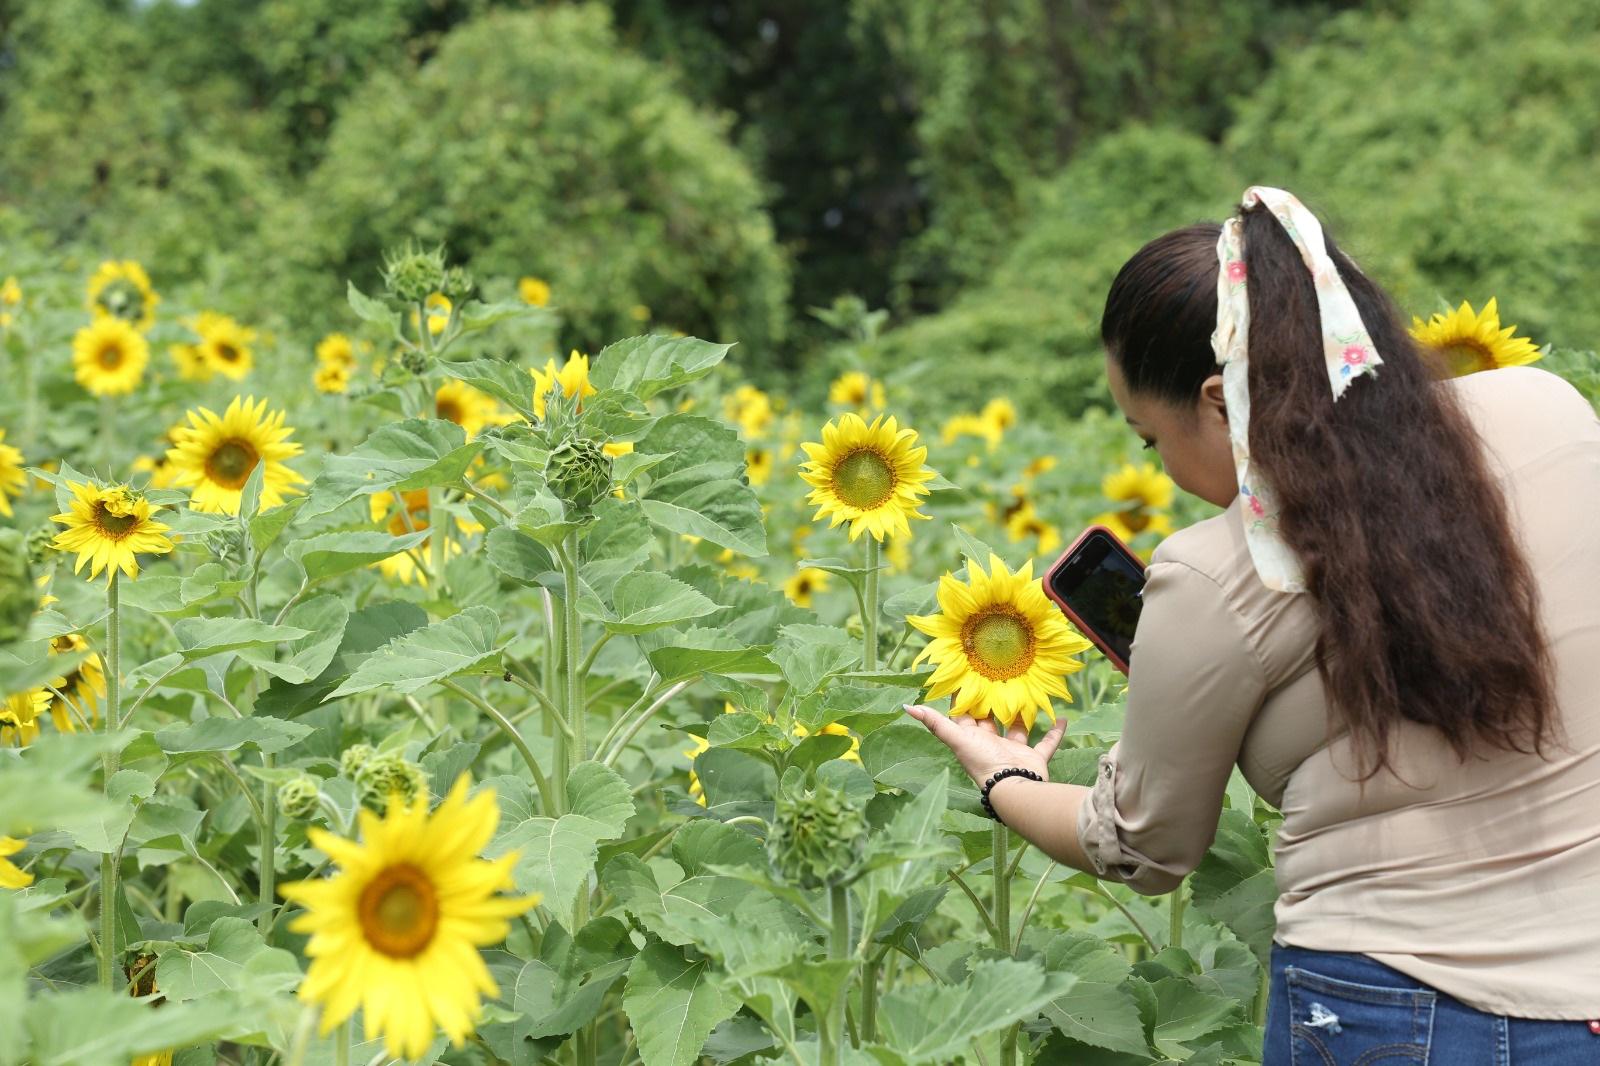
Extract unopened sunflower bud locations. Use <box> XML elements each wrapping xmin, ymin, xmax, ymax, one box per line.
<box><xmin>276</xmin><ymin>775</ymin><xmax>322</xmax><ymax>820</ymax></box>
<box><xmin>766</xmin><ymin>775</ymin><xmax>869</xmax><ymax>889</ymax></box>
<box><xmin>546</xmin><ymin>437</ymin><xmax>614</xmax><ymax>514</ymax></box>
<box><xmin>25</xmin><ymin>525</ymin><xmax>57</xmax><ymax>568</ymax></box>
<box><xmin>400</xmin><ymin>349</ymin><xmax>430</xmax><ymax>376</ymax></box>
<box><xmin>382</xmin><ymin>243</ymin><xmax>447</xmax><ymax>305</ymax></box>
<box><xmin>202</xmin><ymin>525</ymin><xmax>245</xmax><ymax>564</ymax></box>
<box><xmin>356</xmin><ymin>751</ymin><xmax>429</xmax><ymax>812</ymax></box>
<box><xmin>441</xmin><ymin>266</ymin><xmax>475</xmax><ymax>302</ymax></box>
<box><xmin>0</xmin><ymin>529</ymin><xmax>32</xmax><ymax>644</ymax></box>
<box><xmin>339</xmin><ymin>743</ymin><xmax>376</xmax><ymax>778</ymax></box>
<box><xmin>844</xmin><ymin>613</ymin><xmax>864</xmax><ymax>640</ymax></box>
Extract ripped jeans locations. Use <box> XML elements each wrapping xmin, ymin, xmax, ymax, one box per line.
<box><xmin>1262</xmin><ymin>943</ymin><xmax>1600</xmax><ymax>1065</ymax></box>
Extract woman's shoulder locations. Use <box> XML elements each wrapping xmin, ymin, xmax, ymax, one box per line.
<box><xmin>1148</xmin><ymin>498</ymin><xmax>1250</xmax><ymax>584</ymax></box>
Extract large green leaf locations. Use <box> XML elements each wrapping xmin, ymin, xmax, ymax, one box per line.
<box><xmin>326</xmin><ymin>605</ymin><xmax>504</xmax><ymax>699</ymax></box>
<box><xmin>598</xmin><ymin>572</ymin><xmax>726</xmax><ymax>635</ymax></box>
<box><xmin>255</xmin><ymin>601</ymin><xmax>430</xmax><ymax>717</ymax></box>
<box><xmin>155</xmin><ymin>916</ymin><xmax>300</xmax><ymax>1002</ymax></box>
<box><xmin>635</xmin><ymin>415</ymin><xmax>765</xmax><ymax>555</ymax></box>
<box><xmin>644</xmin><ymin>628</ymin><xmax>779</xmax><ymax>684</ymax></box>
<box><xmin>437</xmin><ymin>357</ymin><xmax>536</xmax><ymax>417</ymax></box>
<box><xmin>491</xmin><ymin>763</ymin><xmax>635</xmax><ymax>918</ymax></box>
<box><xmin>0</xmin><ymin>732</ymin><xmax>121</xmax><ymax>837</ymax></box>
<box><xmin>588</xmin><ymin>335</ymin><xmax>733</xmax><ymax>401</ymax></box>
<box><xmin>857</xmin><ymin>768</ymin><xmax>957</xmax><ymax>942</ymax></box>
<box><xmin>303</xmin><ymin>418</ymin><xmax>481</xmax><ymax>518</ymax></box>
<box><xmin>773</xmin><ymin>624</ymin><xmax>860</xmax><ymax>695</ymax></box>
<box><xmin>155</xmin><ymin>717</ymin><xmax>314</xmax><ymax>756</ymax></box>
<box><xmin>61</xmin><ymin>768</ymin><xmax>154</xmax><ymax>854</ymax></box>
<box><xmin>346</xmin><ymin>280</ymin><xmax>401</xmax><ymax>338</ymax></box>
<box><xmin>23</xmin><ymin>986</ymin><xmax>253</xmax><ymax>1066</ymax></box>
<box><xmin>621</xmin><ymin>940</ymin><xmax>741</xmax><ymax>1066</ymax></box>
<box><xmin>173</xmin><ymin>618</ymin><xmax>312</xmax><ymax>661</ymax></box>
<box><xmin>876</xmin><ymin>957</ymin><xmax>1073</xmax><ymax>1063</ymax></box>
<box><xmin>1148</xmin><ymin>976</ymin><xmax>1243</xmax><ymax>1059</ymax></box>
<box><xmin>236</xmin><ymin>595</ymin><xmax>350</xmax><ymax>684</ymax></box>
<box><xmin>1191</xmin><ymin>869</ymin><xmax>1278</xmax><ymax>967</ymax></box>
<box><xmin>286</xmin><ymin>530</ymin><xmax>430</xmax><ymax>584</ymax></box>
<box><xmin>1040</xmin><ymin>933</ymin><xmax>1149</xmax><ymax>1056</ymax></box>
<box><xmin>513</xmin><ymin>917</ymin><xmax>635</xmax><ymax>1040</ymax></box>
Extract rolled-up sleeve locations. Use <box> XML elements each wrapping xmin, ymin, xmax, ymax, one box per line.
<box><xmin>1076</xmin><ymin>557</ymin><xmax>1268</xmax><ymax>895</ymax></box>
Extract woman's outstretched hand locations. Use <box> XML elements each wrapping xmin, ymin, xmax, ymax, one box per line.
<box><xmin>902</xmin><ymin>703</ymin><xmax>1069</xmax><ymax>789</ymax></box>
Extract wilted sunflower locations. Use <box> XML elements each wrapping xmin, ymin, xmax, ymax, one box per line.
<box><xmin>0</xmin><ymin>430</ymin><xmax>25</xmax><ymax>516</ymax></box>
<box><xmin>86</xmin><ymin>259</ymin><xmax>159</xmax><ymax>332</ymax></box>
<box><xmin>908</xmin><ymin>553</ymin><xmax>1093</xmax><ymax>731</ymax></box>
<box><xmin>280</xmin><ymin>775</ymin><xmax>539</xmax><ymax>1061</ymax></box>
<box><xmin>190</xmin><ymin>311</ymin><xmax>256</xmax><ymax>381</ymax></box>
<box><xmin>828</xmin><ymin>370</ymin><xmax>886</xmax><ymax>412</ymax></box>
<box><xmin>434</xmin><ymin>380</ymin><xmax>499</xmax><ymax>439</ymax></box>
<box><xmin>72</xmin><ymin>317</ymin><xmax>150</xmax><ymax>396</ymax></box>
<box><xmin>0</xmin><ymin>836</ymin><xmax>34</xmax><ymax>888</ymax></box>
<box><xmin>169</xmin><ymin>342</ymin><xmax>213</xmax><ymax>382</ymax></box>
<box><xmin>1</xmin><ymin>688</ymin><xmax>47</xmax><ymax>747</ymax></box>
<box><xmin>799</xmin><ymin>412</ymin><xmax>936</xmax><ymax>542</ymax></box>
<box><xmin>518</xmin><ymin>276</ymin><xmax>551</xmax><ymax>307</ymax></box>
<box><xmin>531</xmin><ymin>350</ymin><xmax>598</xmax><ymax>420</ymax></box>
<box><xmin>47</xmin><ymin>632</ymin><xmax>104</xmax><ymax>733</ymax></box>
<box><xmin>784</xmin><ymin>567</ymin><xmax>830</xmax><ymax>608</ymax></box>
<box><xmin>166</xmin><ymin>396</ymin><xmax>305</xmax><ymax>515</ymax></box>
<box><xmin>1409</xmin><ymin>297</ymin><xmax>1541</xmax><ymax>377</ymax></box>
<box><xmin>51</xmin><ymin>482</ymin><xmax>174</xmax><ymax>583</ymax></box>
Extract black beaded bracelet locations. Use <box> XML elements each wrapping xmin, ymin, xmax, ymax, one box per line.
<box><xmin>979</xmin><ymin>766</ymin><xmax>1043</xmax><ymax>823</ymax></box>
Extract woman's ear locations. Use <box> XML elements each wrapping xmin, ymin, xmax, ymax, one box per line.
<box><xmin>1198</xmin><ymin>373</ymin><xmax>1227</xmax><ymax>427</ymax></box>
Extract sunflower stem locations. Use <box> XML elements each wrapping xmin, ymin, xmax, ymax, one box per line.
<box><xmin>1168</xmin><ymin>877</ymin><xmax>1186</xmax><ymax>952</ymax></box>
<box><xmin>821</xmin><ymin>881</ymin><xmax>852</xmax><ymax>1066</ymax></box>
<box><xmin>441</xmin><ymin>680</ymin><xmax>553</xmax><ymax>814</ymax></box>
<box><xmin>259</xmin><ymin>752</ymin><xmax>276</xmax><ymax>933</ymax></box>
<box><xmin>992</xmin><ymin>821</ymin><xmax>1013</xmax><ymax>1066</ymax></box>
<box><xmin>863</xmin><ymin>538</ymin><xmax>880</xmax><ymax>671</ymax></box>
<box><xmin>334</xmin><ymin>1020</ymin><xmax>351</xmax><ymax>1066</ymax></box>
<box><xmin>427</xmin><ymin>487</ymin><xmax>448</xmax><ymax>595</ymax></box>
<box><xmin>97</xmin><ymin>572</ymin><xmax>121</xmax><ymax>990</ymax></box>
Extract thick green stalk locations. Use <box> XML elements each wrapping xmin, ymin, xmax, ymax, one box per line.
<box><xmin>1168</xmin><ymin>878</ymin><xmax>1186</xmax><ymax>952</ymax></box>
<box><xmin>863</xmin><ymin>539</ymin><xmax>880</xmax><ymax>670</ymax></box>
<box><xmin>97</xmin><ymin>573</ymin><xmax>122</xmax><ymax>989</ymax></box>
<box><xmin>561</xmin><ymin>531</ymin><xmax>594</xmax><ymax>1066</ymax></box>
<box><xmin>334</xmin><ymin>1021</ymin><xmax>350</xmax><ymax>1066</ymax></box>
<box><xmin>992</xmin><ymin>821</ymin><xmax>1014</xmax><ymax>1066</ymax></box>
<box><xmin>821</xmin><ymin>882</ymin><xmax>852</xmax><ymax>1066</ymax></box>
<box><xmin>543</xmin><ymin>588</ymin><xmax>566</xmax><ymax>812</ymax></box>
<box><xmin>259</xmin><ymin>753</ymin><xmax>276</xmax><ymax>932</ymax></box>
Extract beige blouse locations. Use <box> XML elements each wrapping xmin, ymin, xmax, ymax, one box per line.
<box><xmin>1076</xmin><ymin>365</ymin><xmax>1600</xmax><ymax>1019</ymax></box>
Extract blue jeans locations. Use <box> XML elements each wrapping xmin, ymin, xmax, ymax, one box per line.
<box><xmin>1263</xmin><ymin>943</ymin><xmax>1599</xmax><ymax>1065</ymax></box>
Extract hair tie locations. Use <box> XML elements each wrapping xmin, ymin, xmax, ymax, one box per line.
<box><xmin>1212</xmin><ymin>186</ymin><xmax>1383</xmax><ymax>593</ymax></box>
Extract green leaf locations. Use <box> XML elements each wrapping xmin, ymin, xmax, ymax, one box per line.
<box><xmin>1190</xmin><ymin>868</ymin><xmax>1278</xmax><ymax>967</ymax></box>
<box><xmin>514</xmin><ymin>917</ymin><xmax>635</xmax><ymax>1039</ymax></box>
<box><xmin>156</xmin><ymin>717</ymin><xmax>314</xmax><ymax>756</ymax></box>
<box><xmin>1040</xmin><ymin>933</ymin><xmax>1149</xmax><ymax>1056</ymax></box>
<box><xmin>601</xmin><ymin>572</ymin><xmax>726</xmax><ymax>635</ymax></box>
<box><xmin>0</xmin><ymin>732</ymin><xmax>121</xmax><ymax>837</ymax></box>
<box><xmin>326</xmin><ymin>605</ymin><xmax>503</xmax><ymax>699</ymax></box>
<box><xmin>303</xmin><ymin>418</ymin><xmax>480</xmax><ymax>519</ymax></box>
<box><xmin>249</xmin><ymin>496</ymin><xmax>306</xmax><ymax>555</ymax></box>
<box><xmin>61</xmin><ymin>768</ymin><xmax>154</xmax><ymax>853</ymax></box>
<box><xmin>621</xmin><ymin>940</ymin><xmax>741</xmax><ymax>1066</ymax></box>
<box><xmin>636</xmin><ymin>415</ymin><xmax>766</xmax><ymax>555</ymax></box>
<box><xmin>877</xmin><ymin>958</ymin><xmax>1072</xmax><ymax>1063</ymax></box>
<box><xmin>514</xmin><ymin>492</ymin><xmax>591</xmax><ymax>548</ymax></box>
<box><xmin>178</xmin><ymin>562</ymin><xmax>248</xmax><ymax>608</ymax></box>
<box><xmin>457</xmin><ymin>299</ymin><xmax>539</xmax><ymax>336</ymax></box>
<box><xmin>861</xmin><ymin>721</ymin><xmax>957</xmax><ymax>794</ymax></box>
<box><xmin>857</xmin><ymin>768</ymin><xmax>957</xmax><ymax>942</ymax></box>
<box><xmin>346</xmin><ymin>280</ymin><xmax>400</xmax><ymax>337</ymax></box>
<box><xmin>0</xmin><ymin>643</ymin><xmax>85</xmax><ymax>696</ymax></box>
<box><xmin>155</xmin><ymin>916</ymin><xmax>299</xmax><ymax>1002</ymax></box>
<box><xmin>670</xmin><ymin>819</ymin><xmax>766</xmax><ymax>876</ymax></box>
<box><xmin>438</xmin><ymin>358</ymin><xmax>535</xmax><ymax>417</ymax></box>
<box><xmin>236</xmin><ymin>595</ymin><xmax>349</xmax><ymax>684</ymax></box>
<box><xmin>644</xmin><ymin>628</ymin><xmax>778</xmax><ymax>684</ymax></box>
<box><xmin>773</xmin><ymin>624</ymin><xmax>861</xmax><ymax>695</ymax></box>
<box><xmin>23</xmin><ymin>986</ymin><xmax>250</xmax><ymax>1066</ymax></box>
<box><xmin>484</xmin><ymin>525</ymin><xmax>557</xmax><ymax>586</ymax></box>
<box><xmin>589</xmin><ymin>335</ymin><xmax>733</xmax><ymax>401</ymax></box>
<box><xmin>173</xmin><ymin>618</ymin><xmax>311</xmax><ymax>661</ymax></box>
<box><xmin>491</xmin><ymin>765</ymin><xmax>634</xmax><ymax>917</ymax></box>
<box><xmin>255</xmin><ymin>601</ymin><xmax>430</xmax><ymax>718</ymax></box>
<box><xmin>1148</xmin><ymin>977</ymin><xmax>1242</xmax><ymax>1058</ymax></box>
<box><xmin>287</xmin><ymin>530</ymin><xmax>430</xmax><ymax>583</ymax></box>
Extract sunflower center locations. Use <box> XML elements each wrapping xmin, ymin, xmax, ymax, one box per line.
<box><xmin>92</xmin><ymin>502</ymin><xmax>140</xmax><ymax>540</ymax></box>
<box><xmin>388</xmin><ymin>505</ymin><xmax>431</xmax><ymax>536</ymax></box>
<box><xmin>1441</xmin><ymin>341</ymin><xmax>1494</xmax><ymax>377</ymax></box>
<box><xmin>832</xmin><ymin>448</ymin><xmax>895</xmax><ymax>510</ymax></box>
<box><xmin>98</xmin><ymin>342</ymin><xmax>125</xmax><ymax>369</ymax></box>
<box><xmin>215</xmin><ymin>344</ymin><xmax>240</xmax><ymax>364</ymax></box>
<box><xmin>1120</xmin><ymin>505</ymin><xmax>1152</xmax><ymax>533</ymax></box>
<box><xmin>205</xmin><ymin>439</ymin><xmax>260</xmax><ymax>490</ymax></box>
<box><xmin>436</xmin><ymin>399</ymin><xmax>464</xmax><ymax>425</ymax></box>
<box><xmin>357</xmin><ymin>863</ymin><xmax>439</xmax><ymax>959</ymax></box>
<box><xmin>963</xmin><ymin>609</ymin><xmax>1036</xmax><ymax>680</ymax></box>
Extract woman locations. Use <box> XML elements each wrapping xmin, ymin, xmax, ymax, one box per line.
<box><xmin>905</xmin><ymin>187</ymin><xmax>1600</xmax><ymax>1063</ymax></box>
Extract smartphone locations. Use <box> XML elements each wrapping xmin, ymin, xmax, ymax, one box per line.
<box><xmin>1043</xmin><ymin>525</ymin><xmax>1147</xmax><ymax>674</ymax></box>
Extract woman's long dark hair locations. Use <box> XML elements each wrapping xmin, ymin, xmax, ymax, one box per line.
<box><xmin>1100</xmin><ymin>205</ymin><xmax>1558</xmax><ymax>777</ymax></box>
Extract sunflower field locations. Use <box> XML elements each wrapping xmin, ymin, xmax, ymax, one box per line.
<box><xmin>5</xmin><ymin>3</ymin><xmax>1600</xmax><ymax>1066</ymax></box>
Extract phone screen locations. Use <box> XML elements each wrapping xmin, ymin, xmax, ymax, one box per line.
<box><xmin>1046</xmin><ymin>530</ymin><xmax>1146</xmax><ymax>669</ymax></box>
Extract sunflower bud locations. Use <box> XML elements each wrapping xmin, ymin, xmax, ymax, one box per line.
<box><xmin>339</xmin><ymin>743</ymin><xmax>376</xmax><ymax>778</ymax></box>
<box><xmin>844</xmin><ymin>613</ymin><xmax>864</xmax><ymax>640</ymax></box>
<box><xmin>441</xmin><ymin>266</ymin><xmax>476</xmax><ymax>302</ymax></box>
<box><xmin>546</xmin><ymin>437</ymin><xmax>614</xmax><ymax>514</ymax></box>
<box><xmin>355</xmin><ymin>751</ymin><xmax>429</xmax><ymax>812</ymax></box>
<box><xmin>25</xmin><ymin>525</ymin><xmax>57</xmax><ymax>568</ymax></box>
<box><xmin>766</xmin><ymin>774</ymin><xmax>869</xmax><ymax>889</ymax></box>
<box><xmin>277</xmin><ymin>775</ymin><xmax>322</xmax><ymax>820</ymax></box>
<box><xmin>400</xmin><ymin>349</ymin><xmax>430</xmax><ymax>376</ymax></box>
<box><xmin>382</xmin><ymin>243</ymin><xmax>447</xmax><ymax>305</ymax></box>
<box><xmin>0</xmin><ymin>529</ymin><xmax>32</xmax><ymax>645</ymax></box>
<box><xmin>202</xmin><ymin>524</ymin><xmax>246</xmax><ymax>566</ymax></box>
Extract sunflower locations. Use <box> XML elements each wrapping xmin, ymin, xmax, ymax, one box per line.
<box><xmin>907</xmin><ymin>553</ymin><xmax>1093</xmax><ymax>731</ymax></box>
<box><xmin>715</xmin><ymin>546</ymin><xmax>761</xmax><ymax>582</ymax></box>
<box><xmin>1091</xmin><ymin>507</ymin><xmax>1174</xmax><ymax>543</ymax></box>
<box><xmin>602</xmin><ymin>440</ymin><xmax>634</xmax><ymax>459</ymax></box>
<box><xmin>169</xmin><ymin>342</ymin><xmax>213</xmax><ymax>382</ymax></box>
<box><xmin>518</xmin><ymin>276</ymin><xmax>551</xmax><ymax>307</ymax></box>
<box><xmin>86</xmin><ymin>259</ymin><xmax>159</xmax><ymax>332</ymax></box>
<box><xmin>1</xmin><ymin>836</ymin><xmax>34</xmax><ymax>889</ymax></box>
<box><xmin>724</xmin><ymin>385</ymin><xmax>775</xmax><ymax>438</ymax></box>
<box><xmin>531</xmin><ymin>351</ymin><xmax>598</xmax><ymax>420</ymax></box>
<box><xmin>1022</xmin><ymin>455</ymin><xmax>1057</xmax><ymax>480</ymax></box>
<box><xmin>799</xmin><ymin>412</ymin><xmax>936</xmax><ymax>542</ymax></box>
<box><xmin>316</xmin><ymin>332</ymin><xmax>358</xmax><ymax>370</ymax></box>
<box><xmin>370</xmin><ymin>490</ymin><xmax>469</xmax><ymax>585</ymax></box>
<box><xmin>1005</xmin><ymin>499</ymin><xmax>1062</xmax><ymax>555</ymax></box>
<box><xmin>434</xmin><ymin>380</ymin><xmax>499</xmax><ymax>439</ymax></box>
<box><xmin>409</xmin><ymin>293</ymin><xmax>452</xmax><ymax>337</ymax></box>
<box><xmin>166</xmin><ymin>396</ymin><xmax>305</xmax><ymax>515</ymax></box>
<box><xmin>747</xmin><ymin>445</ymin><xmax>774</xmax><ymax>487</ymax></box>
<box><xmin>280</xmin><ymin>775</ymin><xmax>539</xmax><ymax>1061</ymax></box>
<box><xmin>0</xmin><ymin>430</ymin><xmax>25</xmax><ymax>516</ymax></box>
<box><xmin>1103</xmin><ymin>462</ymin><xmax>1173</xmax><ymax>512</ymax></box>
<box><xmin>1</xmin><ymin>688</ymin><xmax>47</xmax><ymax>747</ymax></box>
<box><xmin>941</xmin><ymin>412</ymin><xmax>1001</xmax><ymax>450</ymax></box>
<box><xmin>313</xmin><ymin>361</ymin><xmax>351</xmax><ymax>394</ymax></box>
<box><xmin>191</xmin><ymin>311</ymin><xmax>256</xmax><ymax>381</ymax></box>
<box><xmin>828</xmin><ymin>371</ymin><xmax>887</xmax><ymax>412</ymax></box>
<box><xmin>981</xmin><ymin>397</ymin><xmax>1017</xmax><ymax>436</ymax></box>
<box><xmin>884</xmin><ymin>533</ymin><xmax>911</xmax><ymax>574</ymax></box>
<box><xmin>72</xmin><ymin>317</ymin><xmax>149</xmax><ymax>396</ymax></box>
<box><xmin>47</xmin><ymin>632</ymin><xmax>105</xmax><ymax>733</ymax></box>
<box><xmin>791</xmin><ymin>721</ymin><xmax>862</xmax><ymax>764</ymax></box>
<box><xmin>1409</xmin><ymin>297</ymin><xmax>1541</xmax><ymax>377</ymax></box>
<box><xmin>784</xmin><ymin>567</ymin><xmax>830</xmax><ymax>608</ymax></box>
<box><xmin>51</xmin><ymin>482</ymin><xmax>174</xmax><ymax>583</ymax></box>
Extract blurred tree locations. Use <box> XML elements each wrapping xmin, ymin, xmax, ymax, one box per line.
<box><xmin>274</xmin><ymin>4</ymin><xmax>791</xmax><ymax>354</ymax></box>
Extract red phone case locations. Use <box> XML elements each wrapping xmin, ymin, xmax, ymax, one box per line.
<box><xmin>1042</xmin><ymin>524</ymin><xmax>1145</xmax><ymax>675</ymax></box>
